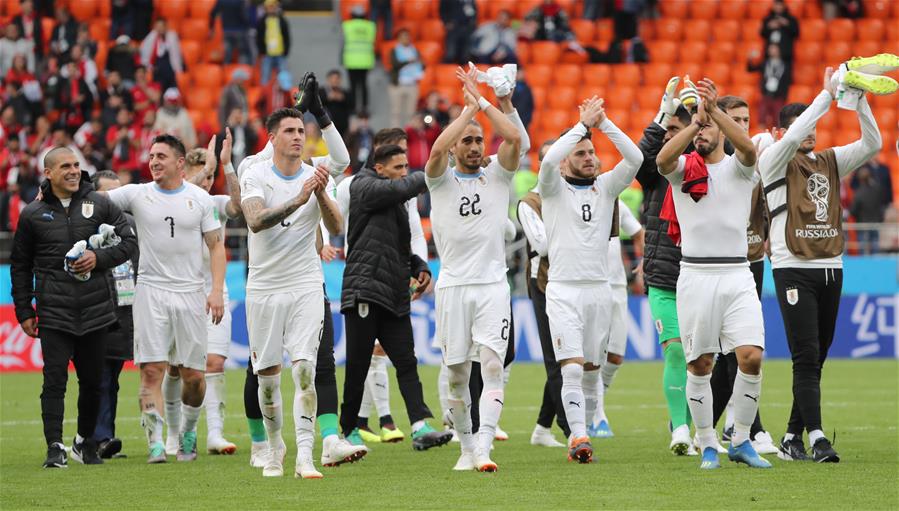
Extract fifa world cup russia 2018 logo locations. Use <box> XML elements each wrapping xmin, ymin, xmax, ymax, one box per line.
<box><xmin>806</xmin><ymin>173</ymin><xmax>830</xmax><ymax>222</ymax></box>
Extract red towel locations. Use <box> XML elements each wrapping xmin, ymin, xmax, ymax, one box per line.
<box><xmin>660</xmin><ymin>151</ymin><xmax>709</xmax><ymax>246</ymax></box>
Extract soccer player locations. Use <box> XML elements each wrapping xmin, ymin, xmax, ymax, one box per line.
<box><xmin>240</xmin><ymin>106</ymin><xmax>343</xmax><ymax>479</ymax></box>
<box><xmin>159</xmin><ymin>131</ymin><xmax>242</xmax><ymax>456</ymax></box>
<box><xmin>538</xmin><ymin>97</ymin><xmax>643</xmax><ymax>463</ymax></box>
<box><xmin>758</xmin><ymin>64</ymin><xmax>886</xmax><ymax>462</ymax></box>
<box><xmin>425</xmin><ymin>66</ymin><xmax>521</xmax><ymax>472</ymax></box>
<box><xmin>588</xmin><ymin>201</ymin><xmax>643</xmax><ymax>438</ymax></box>
<box><xmin>634</xmin><ymin>78</ymin><xmax>697</xmax><ymax>455</ymax></box>
<box><xmin>104</xmin><ymin>134</ymin><xmax>226</xmax><ymax>464</ymax></box>
<box><xmin>656</xmin><ymin>78</ymin><xmax>770</xmax><ymax>470</ymax></box>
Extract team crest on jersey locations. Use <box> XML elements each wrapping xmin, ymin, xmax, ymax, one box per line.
<box><xmin>786</xmin><ymin>287</ymin><xmax>799</xmax><ymax>306</ymax></box>
<box><xmin>81</xmin><ymin>201</ymin><xmax>94</xmax><ymax>218</ymax></box>
<box><xmin>554</xmin><ymin>336</ymin><xmax>562</xmax><ymax>349</ymax></box>
<box><xmin>358</xmin><ymin>303</ymin><xmax>369</xmax><ymax>318</ymax></box>
<box><xmin>186</xmin><ymin>199</ymin><xmax>195</xmax><ymax>210</ymax></box>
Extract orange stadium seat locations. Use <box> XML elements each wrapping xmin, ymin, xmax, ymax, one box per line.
<box><xmin>156</xmin><ymin>0</ymin><xmax>189</xmax><ymax>19</ymax></box>
<box><xmin>417</xmin><ymin>41</ymin><xmax>442</xmax><ymax>66</ymax></box>
<box><xmin>824</xmin><ymin>42</ymin><xmax>852</xmax><ymax>65</ymax></box>
<box><xmin>527</xmin><ymin>65</ymin><xmax>552</xmax><ymax>87</ymax></box>
<box><xmin>659</xmin><ymin>0</ymin><xmax>689</xmax><ymax>18</ymax></box>
<box><xmin>484</xmin><ymin>0</ymin><xmax>516</xmax><ymax>18</ymax></box>
<box><xmin>192</xmin><ymin>64</ymin><xmax>223</xmax><ymax>88</ymax></box>
<box><xmin>855</xmin><ymin>19</ymin><xmax>885</xmax><ymax>42</ymax></box>
<box><xmin>872</xmin><ymin>91</ymin><xmax>898</xmax><ymax>109</ymax></box>
<box><xmin>680</xmin><ymin>63</ymin><xmax>705</xmax><ymax>82</ymax></box>
<box><xmin>553</xmin><ymin>64</ymin><xmax>582</xmax><ymax>87</ymax></box>
<box><xmin>580</xmin><ymin>84</ymin><xmax>606</xmax><ymax>101</ymax></box>
<box><xmin>89</xmin><ymin>20</ymin><xmax>110</xmax><ymax>42</ymax></box>
<box><xmin>747</xmin><ymin>0</ymin><xmax>774</xmax><ymax>18</ymax></box>
<box><xmin>794</xmin><ymin>41</ymin><xmax>823</xmax><ymax>64</ymax></box>
<box><xmin>530</xmin><ymin>86</ymin><xmax>547</xmax><ymax>109</ymax></box>
<box><xmin>705</xmin><ymin>63</ymin><xmax>731</xmax><ymax>84</ymax></box>
<box><xmin>540</xmin><ymin>109</ymin><xmax>570</xmax><ymax>133</ymax></box>
<box><xmin>803</xmin><ymin>0</ymin><xmax>823</xmax><ymax>17</ymax></box>
<box><xmin>419</xmin><ymin>66</ymin><xmax>436</xmax><ymax>89</ymax></box>
<box><xmin>612</xmin><ymin>64</ymin><xmax>641</xmax><ymax>87</ymax></box>
<box><xmin>862</xmin><ymin>0</ymin><xmax>891</xmax><ymax>19</ymax></box>
<box><xmin>179</xmin><ymin>19</ymin><xmax>210</xmax><ymax>42</ymax></box>
<box><xmin>642</xmin><ymin>63</ymin><xmax>674</xmax><ymax>88</ymax></box>
<box><xmin>190</xmin><ymin>0</ymin><xmax>217</xmax><ymax>19</ymax></box>
<box><xmin>186</xmin><ymin>89</ymin><xmax>216</xmax><ymax>111</ymax></box>
<box><xmin>637</xmin><ymin>19</ymin><xmax>655</xmax><ymax>40</ymax></box>
<box><xmin>816</xmin><ymin>110</ymin><xmax>836</xmax><ymax>130</ymax></box>
<box><xmin>729</xmin><ymin>84</ymin><xmax>757</xmax><ymax>105</ymax></box>
<box><xmin>637</xmin><ymin>86</ymin><xmax>664</xmax><ymax>109</ymax></box>
<box><xmin>646</xmin><ymin>41</ymin><xmax>677</xmax><ymax>63</ymax></box>
<box><xmin>798</xmin><ymin>19</ymin><xmax>826</xmax><ymax>41</ymax></box>
<box><xmin>432</xmin><ymin>85</ymin><xmax>461</xmax><ymax>105</ymax></box>
<box><xmin>596</xmin><ymin>19</ymin><xmax>615</xmax><ymax>43</ymax></box>
<box><xmin>787</xmin><ymin>85</ymin><xmax>814</xmax><ymax>103</ymax></box>
<box><xmin>569</xmin><ymin>19</ymin><xmax>595</xmax><ymax>44</ymax></box>
<box><xmin>739</xmin><ymin>22</ymin><xmax>761</xmax><ymax>42</ymax></box>
<box><xmin>380</xmin><ymin>41</ymin><xmax>398</xmax><ymax>70</ymax></box>
<box><xmin>530</xmin><ymin>41</ymin><xmax>562</xmax><ymax>65</ymax></box>
<box><xmin>853</xmin><ymin>41</ymin><xmax>881</xmax><ymax>60</ymax></box>
<box><xmin>814</xmin><ymin>129</ymin><xmax>832</xmax><ymax>149</ymax></box>
<box><xmin>636</xmin><ymin>109</ymin><xmax>656</xmax><ymax>127</ymax></box>
<box><xmin>181</xmin><ymin>41</ymin><xmax>201</xmax><ymax>69</ymax></box>
<box><xmin>711</xmin><ymin>20</ymin><xmax>740</xmax><ymax>42</ymax></box>
<box><xmin>791</xmin><ymin>64</ymin><xmax>819</xmax><ymax>86</ymax></box>
<box><xmin>4</xmin><ymin>0</ymin><xmax>22</xmax><ymax>17</ymax></box>
<box><xmin>707</xmin><ymin>42</ymin><xmax>736</xmax><ymax>64</ymax></box>
<box><xmin>825</xmin><ymin>19</ymin><xmax>856</xmax><ymax>42</ymax></box>
<box><xmin>547</xmin><ymin>87</ymin><xmax>578</xmax><ymax>110</ymax></box>
<box><xmin>678</xmin><ymin>42</ymin><xmax>708</xmax><ymax>64</ymax></box>
<box><xmin>687</xmin><ymin>0</ymin><xmax>719</xmax><ymax>19</ymax></box>
<box><xmin>785</xmin><ymin>0</ymin><xmax>805</xmax><ymax>16</ymax></box>
<box><xmin>434</xmin><ymin>64</ymin><xmax>458</xmax><ymax>86</ymax></box>
<box><xmin>69</xmin><ymin>0</ymin><xmax>98</xmax><ymax>21</ymax></box>
<box><xmin>874</xmin><ymin>109</ymin><xmax>896</xmax><ymax>131</ymax></box>
<box><xmin>654</xmin><ymin>19</ymin><xmax>683</xmax><ymax>41</ymax></box>
<box><xmin>730</xmin><ymin>69</ymin><xmax>759</xmax><ymax>88</ymax></box>
<box><xmin>402</xmin><ymin>0</ymin><xmax>435</xmax><ymax>21</ymax></box>
<box><xmin>560</xmin><ymin>49</ymin><xmax>589</xmax><ymax>65</ymax></box>
<box><xmin>418</xmin><ymin>19</ymin><xmax>445</xmax><ymax>43</ymax></box>
<box><xmin>604</xmin><ymin>88</ymin><xmax>635</xmax><ymax>110</ymax></box>
<box><xmin>595</xmin><ymin>132</ymin><xmax>619</xmax><ymax>153</ymax></box>
<box><xmin>95</xmin><ymin>41</ymin><xmax>108</xmax><ymax>74</ymax></box>
<box><xmin>718</xmin><ymin>0</ymin><xmax>747</xmax><ymax>19</ymax></box>
<box><xmin>682</xmin><ymin>20</ymin><xmax>712</xmax><ymax>42</ymax></box>
<box><xmin>583</xmin><ymin>64</ymin><xmax>612</xmax><ymax>86</ymax></box>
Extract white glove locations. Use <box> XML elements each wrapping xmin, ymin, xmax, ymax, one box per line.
<box><xmin>655</xmin><ymin>76</ymin><xmax>681</xmax><ymax>127</ymax></box>
<box><xmin>679</xmin><ymin>75</ymin><xmax>700</xmax><ymax>112</ymax></box>
<box><xmin>88</xmin><ymin>224</ymin><xmax>121</xmax><ymax>250</ymax></box>
<box><xmin>474</xmin><ymin>63</ymin><xmax>517</xmax><ymax>98</ymax></box>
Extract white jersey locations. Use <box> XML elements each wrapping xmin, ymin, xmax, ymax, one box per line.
<box><xmin>608</xmin><ymin>201</ymin><xmax>642</xmax><ymax>287</ymax></box>
<box><xmin>240</xmin><ymin>160</ymin><xmax>337</xmax><ymax>294</ymax></box>
<box><xmin>426</xmin><ymin>156</ymin><xmax>513</xmax><ymax>288</ymax></box>
<box><xmin>107</xmin><ymin>182</ymin><xmax>220</xmax><ymax>293</ymax></box>
<box><xmin>664</xmin><ymin>154</ymin><xmax>759</xmax><ymax>259</ymax></box>
<box><xmin>236</xmin><ymin>124</ymin><xmax>351</xmax><ymax>178</ymax></box>
<box><xmin>202</xmin><ymin>195</ymin><xmax>233</xmax><ymax>295</ymax></box>
<box><xmin>335</xmin><ymin>174</ymin><xmax>427</xmax><ymax>259</ymax></box>
<box><xmin>538</xmin><ymin>120</ymin><xmax>643</xmax><ymax>283</ymax></box>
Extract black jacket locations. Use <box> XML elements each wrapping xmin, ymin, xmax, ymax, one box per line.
<box><xmin>341</xmin><ymin>168</ymin><xmax>429</xmax><ymax>317</ymax></box>
<box><xmin>10</xmin><ymin>173</ymin><xmax>138</xmax><ymax>336</ymax></box>
<box><xmin>635</xmin><ymin>122</ymin><xmax>682</xmax><ymax>292</ymax></box>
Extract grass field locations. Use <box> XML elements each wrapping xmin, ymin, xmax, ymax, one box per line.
<box><xmin>1</xmin><ymin>360</ymin><xmax>897</xmax><ymax>510</ymax></box>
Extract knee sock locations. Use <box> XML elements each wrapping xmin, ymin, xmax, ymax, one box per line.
<box><xmin>731</xmin><ymin>370</ymin><xmax>762</xmax><ymax>446</ymax></box>
<box><xmin>447</xmin><ymin>362</ymin><xmax>474</xmax><ymax>452</ymax></box>
<box><xmin>601</xmin><ymin>361</ymin><xmax>621</xmax><ymax>391</ymax></box>
<box><xmin>369</xmin><ymin>355</ymin><xmax>391</xmax><ymax>419</ymax></box>
<box><xmin>663</xmin><ymin>343</ymin><xmax>690</xmax><ymax>429</ymax></box>
<box><xmin>503</xmin><ymin>365</ymin><xmax>511</xmax><ymax>387</ymax></box>
<box><xmin>561</xmin><ymin>363</ymin><xmax>586</xmax><ymax>439</ymax></box>
<box><xmin>476</xmin><ymin>348</ymin><xmax>505</xmax><ymax>454</ymax></box>
<box><xmin>292</xmin><ymin>361</ymin><xmax>317</xmax><ymax>459</ymax></box>
<box><xmin>141</xmin><ymin>407</ymin><xmax>164</xmax><ymax>447</ymax></box>
<box><xmin>582</xmin><ymin>368</ymin><xmax>601</xmax><ymax>425</ymax></box>
<box><xmin>686</xmin><ymin>372</ymin><xmax>715</xmax><ymax>449</ymax></box>
<box><xmin>257</xmin><ymin>373</ymin><xmax>283</xmax><ymax>449</ymax></box>
<box><xmin>163</xmin><ymin>372</ymin><xmax>182</xmax><ymax>439</ymax></box>
<box><xmin>180</xmin><ymin>403</ymin><xmax>202</xmax><ymax>434</ymax></box>
<box><xmin>359</xmin><ymin>376</ymin><xmax>373</xmax><ymax>422</ymax></box>
<box><xmin>437</xmin><ymin>363</ymin><xmax>451</xmax><ymax>425</ymax></box>
<box><xmin>204</xmin><ymin>372</ymin><xmax>226</xmax><ymax>438</ymax></box>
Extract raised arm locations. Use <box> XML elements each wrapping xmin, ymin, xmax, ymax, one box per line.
<box><xmin>497</xmin><ymin>92</ymin><xmax>531</xmax><ymax>156</ymax></box>
<box><xmin>458</xmin><ymin>66</ymin><xmax>521</xmax><ymax>170</ymax></box>
<box><xmin>319</xmin><ymin>123</ymin><xmax>351</xmax><ymax>175</ymax></box>
<box><xmin>833</xmin><ymin>95</ymin><xmax>882</xmax><ymax>177</ymax></box>
<box><xmin>425</xmin><ymin>89</ymin><xmax>479</xmax><ymax>178</ymax></box>
<box><xmin>699</xmin><ymin>79</ymin><xmax>756</xmax><ymax>171</ymax></box>
<box><xmin>597</xmin><ymin>114</ymin><xmax>644</xmax><ymax>196</ymax></box>
<box><xmin>657</xmin><ymin>111</ymin><xmax>700</xmax><ymax>175</ymax></box>
<box><xmin>539</xmin><ymin>96</ymin><xmax>606</xmax><ymax>195</ymax></box>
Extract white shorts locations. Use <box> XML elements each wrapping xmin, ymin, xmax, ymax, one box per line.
<box><xmin>133</xmin><ymin>284</ymin><xmax>208</xmax><ymax>371</ymax></box>
<box><xmin>435</xmin><ymin>281</ymin><xmax>511</xmax><ymax>365</ymax></box>
<box><xmin>206</xmin><ymin>294</ymin><xmax>232</xmax><ymax>358</ymax></box>
<box><xmin>676</xmin><ymin>263</ymin><xmax>765</xmax><ymax>363</ymax></box>
<box><xmin>246</xmin><ymin>286</ymin><xmax>324</xmax><ymax>372</ymax></box>
<box><xmin>607</xmin><ymin>284</ymin><xmax>628</xmax><ymax>357</ymax></box>
<box><xmin>546</xmin><ymin>281</ymin><xmax>611</xmax><ymax>366</ymax></box>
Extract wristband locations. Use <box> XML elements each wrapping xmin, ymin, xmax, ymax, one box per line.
<box><xmin>224</xmin><ymin>162</ymin><xmax>235</xmax><ymax>175</ymax></box>
<box><xmin>477</xmin><ymin>97</ymin><xmax>492</xmax><ymax>111</ymax></box>
<box><xmin>314</xmin><ymin>111</ymin><xmax>332</xmax><ymax>130</ymax></box>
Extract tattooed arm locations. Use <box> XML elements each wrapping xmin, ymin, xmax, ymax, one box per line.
<box><xmin>241</xmin><ymin>172</ymin><xmax>320</xmax><ymax>233</ymax></box>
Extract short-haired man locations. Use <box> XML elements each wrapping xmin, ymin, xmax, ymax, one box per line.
<box><xmin>104</xmin><ymin>134</ymin><xmax>227</xmax><ymax>464</ymax></box>
<box><xmin>12</xmin><ymin>148</ymin><xmax>137</xmax><ymax>468</ymax></box>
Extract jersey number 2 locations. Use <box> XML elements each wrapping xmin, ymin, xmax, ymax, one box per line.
<box><xmin>459</xmin><ymin>194</ymin><xmax>482</xmax><ymax>217</ymax></box>
<box><xmin>500</xmin><ymin>318</ymin><xmax>510</xmax><ymax>341</ymax></box>
<box><xmin>164</xmin><ymin>216</ymin><xmax>175</xmax><ymax>237</ymax></box>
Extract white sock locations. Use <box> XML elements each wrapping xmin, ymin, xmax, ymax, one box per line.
<box><xmin>447</xmin><ymin>362</ymin><xmax>474</xmax><ymax>451</ymax></box>
<box><xmin>141</xmin><ymin>408</ymin><xmax>164</xmax><ymax>446</ymax></box>
<box><xmin>503</xmin><ymin>365</ymin><xmax>511</xmax><ymax>387</ymax></box>
<box><xmin>561</xmin><ymin>363</ymin><xmax>586</xmax><ymax>439</ymax></box>
<box><xmin>162</xmin><ymin>372</ymin><xmax>182</xmax><ymax>438</ymax></box>
<box><xmin>204</xmin><ymin>372</ymin><xmax>226</xmax><ymax>438</ymax></box>
<box><xmin>724</xmin><ymin>399</ymin><xmax>735</xmax><ymax>430</ymax></box>
<box><xmin>731</xmin><ymin>370</ymin><xmax>762</xmax><ymax>446</ymax></box>
<box><xmin>601</xmin><ymin>361</ymin><xmax>621</xmax><ymax>391</ymax></box>
<box><xmin>784</xmin><ymin>432</ymin><xmax>796</xmax><ymax>442</ymax></box>
<box><xmin>808</xmin><ymin>429</ymin><xmax>825</xmax><ymax>445</ymax></box>
<box><xmin>359</xmin><ymin>374</ymin><xmax>373</xmax><ymax>420</ymax></box>
<box><xmin>257</xmin><ymin>373</ymin><xmax>283</xmax><ymax>449</ymax></box>
<box><xmin>582</xmin><ymin>368</ymin><xmax>601</xmax><ymax>426</ymax></box>
<box><xmin>437</xmin><ymin>363</ymin><xmax>451</xmax><ymax>423</ymax></box>
<box><xmin>476</xmin><ymin>348</ymin><xmax>505</xmax><ymax>454</ymax></box>
<box><xmin>686</xmin><ymin>372</ymin><xmax>715</xmax><ymax>449</ymax></box>
<box><xmin>180</xmin><ymin>403</ymin><xmax>202</xmax><ymax>434</ymax></box>
<box><xmin>370</xmin><ymin>355</ymin><xmax>391</xmax><ymax>418</ymax></box>
<box><xmin>291</xmin><ymin>361</ymin><xmax>317</xmax><ymax>456</ymax></box>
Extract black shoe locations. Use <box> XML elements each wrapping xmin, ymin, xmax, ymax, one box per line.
<box><xmin>412</xmin><ymin>429</ymin><xmax>454</xmax><ymax>451</ymax></box>
<box><xmin>97</xmin><ymin>438</ymin><xmax>122</xmax><ymax>459</ymax></box>
<box><xmin>71</xmin><ymin>437</ymin><xmax>103</xmax><ymax>465</ymax></box>
<box><xmin>43</xmin><ymin>443</ymin><xmax>68</xmax><ymax>468</ymax></box>
<box><xmin>777</xmin><ymin>436</ymin><xmax>810</xmax><ymax>461</ymax></box>
<box><xmin>722</xmin><ymin>425</ymin><xmax>734</xmax><ymax>443</ymax></box>
<box><xmin>812</xmin><ymin>437</ymin><xmax>840</xmax><ymax>463</ymax></box>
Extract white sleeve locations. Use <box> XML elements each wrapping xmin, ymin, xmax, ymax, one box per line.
<box><xmin>663</xmin><ymin>155</ymin><xmax>687</xmax><ymax>185</ymax></box>
<box><xmin>200</xmin><ymin>194</ymin><xmax>222</xmax><ymax>234</ymax></box>
<box><xmin>833</xmin><ymin>96</ymin><xmax>882</xmax><ymax>178</ymax></box>
<box><xmin>734</xmin><ymin>155</ymin><xmax>758</xmax><ymax>182</ymax></box>
<box><xmin>319</xmin><ymin>124</ymin><xmax>351</xmax><ymax>176</ymax></box>
<box><xmin>518</xmin><ymin>201</ymin><xmax>548</xmax><ymax>257</ymax></box>
<box><xmin>758</xmin><ymin>90</ymin><xmax>832</xmax><ymax>185</ymax></box>
<box><xmin>618</xmin><ymin>200</ymin><xmax>642</xmax><ymax>237</ymax></box>
<box><xmin>425</xmin><ymin>165</ymin><xmax>451</xmax><ymax>191</ymax></box>
<box><xmin>538</xmin><ymin>122</ymin><xmax>587</xmax><ymax>197</ymax></box>
<box><xmin>407</xmin><ymin>197</ymin><xmax>428</xmax><ymax>261</ymax></box>
<box><xmin>240</xmin><ymin>167</ymin><xmax>265</xmax><ymax>203</ymax></box>
<box><xmin>506</xmin><ymin>109</ymin><xmax>531</xmax><ymax>157</ymax></box>
<box><xmin>105</xmin><ymin>183</ymin><xmax>140</xmax><ymax>210</ymax></box>
<box><xmin>238</xmin><ymin>141</ymin><xmax>273</xmax><ymax>177</ymax></box>
<box><xmin>597</xmin><ymin>118</ymin><xmax>643</xmax><ymax>196</ymax></box>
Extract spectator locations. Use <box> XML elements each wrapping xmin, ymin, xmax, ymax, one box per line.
<box><xmin>760</xmin><ymin>0</ymin><xmax>799</xmax><ymax>62</ymax></box>
<box><xmin>302</xmin><ymin>120</ymin><xmax>328</xmax><ymax>160</ymax></box>
<box><xmin>100</xmin><ymin>89</ymin><xmax>127</xmax><ymax>130</ymax></box>
<box><xmin>154</xmin><ymin>88</ymin><xmax>197</xmax><ymax>150</ymax></box>
<box><xmin>106</xmin><ymin>107</ymin><xmax>140</xmax><ymax>174</ymax></box>
<box><xmin>106</xmin><ymin>36</ymin><xmax>138</xmax><ymax>86</ymax></box>
<box><xmin>75</xmin><ymin>115</ymin><xmax>109</xmax><ymax>172</ymax></box>
<box><xmin>511</xmin><ymin>67</ymin><xmax>534</xmax><ymax>131</ymax></box>
<box><xmin>851</xmin><ymin>158</ymin><xmax>893</xmax><ymax>211</ymax></box>
<box><xmin>0</xmin><ymin>136</ymin><xmax>31</xmax><ymax>197</ymax></box>
<box><xmin>404</xmin><ymin>111</ymin><xmax>440</xmax><ymax>172</ymax></box>
<box><xmin>12</xmin><ymin>0</ymin><xmax>43</xmax><ymax>58</ymax></box>
<box><xmin>320</xmin><ymin>69</ymin><xmax>352</xmax><ymax>137</ymax></box>
<box><xmin>219</xmin><ymin>68</ymin><xmax>250</xmax><ymax>128</ymax></box>
<box><xmin>749</xmin><ymin>43</ymin><xmax>791</xmax><ymax>129</ymax></box>
<box><xmin>139</xmin><ymin>19</ymin><xmax>184</xmax><ymax>93</ymax></box>
<box><xmin>346</xmin><ymin>110</ymin><xmax>374</xmax><ymax>172</ymax></box>
<box><xmin>211</xmin><ymin>0</ymin><xmax>253</xmax><ymax>65</ymax></box>
<box><xmin>822</xmin><ymin>0</ymin><xmax>863</xmax><ymax>19</ymax></box>
<box><xmin>3</xmin><ymin>80</ymin><xmax>36</xmax><ymax>129</ymax></box>
<box><xmin>440</xmin><ymin>0</ymin><xmax>477</xmax><ymax>64</ymax></box>
<box><xmin>69</xmin><ymin>44</ymin><xmax>99</xmax><ymax>99</ymax></box>
<box><xmin>582</xmin><ymin>0</ymin><xmax>608</xmax><ymax>20</ymax></box>
<box><xmin>256</xmin><ymin>0</ymin><xmax>291</xmax><ymax>82</ymax></box>
<box><xmin>258</xmin><ymin>69</ymin><xmax>294</xmax><ymax>118</ymax></box>
<box><xmin>5</xmin><ymin>54</ymin><xmax>36</xmax><ymax>87</ymax></box>
<box><xmin>56</xmin><ymin>62</ymin><xmax>93</xmax><ymax>132</ymax></box>
<box><xmin>522</xmin><ymin>0</ymin><xmax>586</xmax><ymax>54</ymax></box>
<box><xmin>26</xmin><ymin>115</ymin><xmax>52</xmax><ymax>156</ymax></box>
<box><xmin>100</xmin><ymin>70</ymin><xmax>133</xmax><ymax>111</ymax></box>
<box><xmin>130</xmin><ymin>66</ymin><xmax>161</xmax><ymax>125</ymax></box>
<box><xmin>75</xmin><ymin>23</ymin><xmax>98</xmax><ymax>59</ymax></box>
<box><xmin>225</xmin><ymin>107</ymin><xmax>257</xmax><ymax>169</ymax></box>
<box><xmin>470</xmin><ymin>9</ymin><xmax>518</xmax><ymax>65</ymax></box>
<box><xmin>389</xmin><ymin>29</ymin><xmax>424</xmax><ymax>129</ymax></box>
<box><xmin>369</xmin><ymin>0</ymin><xmax>394</xmax><ymax>41</ymax></box>
<box><xmin>110</xmin><ymin>0</ymin><xmax>134</xmax><ymax>40</ymax></box>
<box><xmin>341</xmin><ymin>6</ymin><xmax>376</xmax><ymax>112</ymax></box>
<box><xmin>0</xmin><ymin>25</ymin><xmax>36</xmax><ymax>75</ymax></box>
<box><xmin>420</xmin><ymin>91</ymin><xmax>449</xmax><ymax>128</ymax></box>
<box><xmin>613</xmin><ymin>0</ymin><xmax>645</xmax><ymax>43</ymax></box>
<box><xmin>49</xmin><ymin>7</ymin><xmax>78</xmax><ymax>60</ymax></box>
<box><xmin>136</xmin><ymin>108</ymin><xmax>160</xmax><ymax>178</ymax></box>
<box><xmin>851</xmin><ymin>166</ymin><xmax>887</xmax><ymax>254</ymax></box>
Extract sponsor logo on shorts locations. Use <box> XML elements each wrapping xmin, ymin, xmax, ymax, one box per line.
<box><xmin>655</xmin><ymin>319</ymin><xmax>663</xmax><ymax>335</ymax></box>
<box><xmin>786</xmin><ymin>288</ymin><xmax>798</xmax><ymax>306</ymax></box>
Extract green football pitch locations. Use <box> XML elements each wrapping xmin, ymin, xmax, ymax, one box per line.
<box><xmin>1</xmin><ymin>360</ymin><xmax>897</xmax><ymax>510</ymax></box>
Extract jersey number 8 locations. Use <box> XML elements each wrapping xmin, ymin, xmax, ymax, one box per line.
<box><xmin>581</xmin><ymin>204</ymin><xmax>592</xmax><ymax>222</ymax></box>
